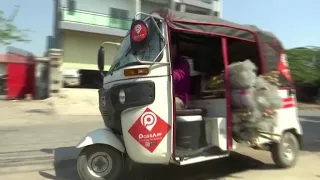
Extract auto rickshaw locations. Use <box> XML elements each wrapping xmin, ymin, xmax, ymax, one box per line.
<box><xmin>76</xmin><ymin>9</ymin><xmax>303</xmax><ymax>180</ymax></box>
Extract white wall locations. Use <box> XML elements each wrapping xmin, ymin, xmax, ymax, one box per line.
<box><xmin>62</xmin><ymin>30</ymin><xmax>123</xmax><ymax>70</ymax></box>
<box><xmin>60</xmin><ymin>0</ymin><xmax>136</xmax><ymax>18</ymax></box>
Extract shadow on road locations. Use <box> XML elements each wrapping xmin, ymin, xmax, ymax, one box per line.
<box><xmin>132</xmin><ymin>152</ymin><xmax>278</xmax><ymax>180</ymax></box>
<box><xmin>25</xmin><ymin>109</ymin><xmax>53</xmax><ymax>115</ymax></box>
<box><xmin>39</xmin><ymin>147</ymin><xmax>80</xmax><ymax>180</ymax></box>
<box><xmin>38</xmin><ymin>147</ymin><xmax>278</xmax><ymax>180</ymax></box>
<box><xmin>300</xmin><ymin>116</ymin><xmax>320</xmax><ymax>152</ymax></box>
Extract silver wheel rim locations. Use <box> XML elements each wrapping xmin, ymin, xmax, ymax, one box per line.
<box><xmin>87</xmin><ymin>152</ymin><xmax>113</xmax><ymax>177</ymax></box>
<box><xmin>283</xmin><ymin>141</ymin><xmax>294</xmax><ymax>162</ymax></box>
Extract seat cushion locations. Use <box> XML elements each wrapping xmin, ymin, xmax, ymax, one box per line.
<box><xmin>176</xmin><ymin>108</ymin><xmax>205</xmax><ymax>116</ymax></box>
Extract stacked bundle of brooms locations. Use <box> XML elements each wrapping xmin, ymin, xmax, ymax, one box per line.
<box><xmin>208</xmin><ymin>60</ymin><xmax>283</xmax><ymax>144</ymax></box>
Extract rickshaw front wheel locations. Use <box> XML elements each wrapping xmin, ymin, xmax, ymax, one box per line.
<box><xmin>270</xmin><ymin>131</ymin><xmax>299</xmax><ymax>169</ymax></box>
<box><xmin>77</xmin><ymin>144</ymin><xmax>124</xmax><ymax>180</ymax></box>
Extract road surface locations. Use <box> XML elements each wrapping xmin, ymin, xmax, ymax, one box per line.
<box><xmin>0</xmin><ymin>112</ymin><xmax>319</xmax><ymax>180</ymax></box>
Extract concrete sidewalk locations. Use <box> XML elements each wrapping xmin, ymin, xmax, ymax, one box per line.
<box><xmin>0</xmin><ymin>88</ymin><xmax>100</xmax><ymax>121</ymax></box>
<box><xmin>49</xmin><ymin>88</ymin><xmax>100</xmax><ymax>116</ymax></box>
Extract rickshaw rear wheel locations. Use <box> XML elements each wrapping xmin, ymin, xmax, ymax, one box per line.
<box><xmin>270</xmin><ymin>131</ymin><xmax>299</xmax><ymax>168</ymax></box>
<box><xmin>77</xmin><ymin>144</ymin><xmax>124</xmax><ymax>180</ymax></box>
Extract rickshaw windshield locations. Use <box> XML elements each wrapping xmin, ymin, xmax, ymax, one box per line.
<box><xmin>108</xmin><ymin>18</ymin><xmax>163</xmax><ymax>73</ymax></box>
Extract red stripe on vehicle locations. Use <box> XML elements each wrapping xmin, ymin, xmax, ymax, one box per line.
<box><xmin>282</xmin><ymin>97</ymin><xmax>295</xmax><ymax>108</ymax></box>
<box><xmin>282</xmin><ymin>103</ymin><xmax>294</xmax><ymax>108</ymax></box>
<box><xmin>283</xmin><ymin>97</ymin><xmax>294</xmax><ymax>102</ymax></box>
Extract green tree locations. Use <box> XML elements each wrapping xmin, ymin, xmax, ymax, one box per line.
<box><xmin>0</xmin><ymin>6</ymin><xmax>30</xmax><ymax>45</ymax></box>
<box><xmin>286</xmin><ymin>46</ymin><xmax>320</xmax><ymax>84</ymax></box>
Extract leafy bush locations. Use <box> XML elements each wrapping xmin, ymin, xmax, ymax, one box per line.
<box><xmin>286</xmin><ymin>46</ymin><xmax>320</xmax><ymax>84</ymax></box>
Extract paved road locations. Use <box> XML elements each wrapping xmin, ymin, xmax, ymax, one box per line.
<box><xmin>0</xmin><ymin>112</ymin><xmax>319</xmax><ymax>180</ymax></box>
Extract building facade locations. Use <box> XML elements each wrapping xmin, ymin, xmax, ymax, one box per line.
<box><xmin>48</xmin><ymin>0</ymin><xmax>222</xmax><ymax>71</ymax></box>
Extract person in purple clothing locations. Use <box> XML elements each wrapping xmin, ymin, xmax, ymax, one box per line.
<box><xmin>171</xmin><ymin>43</ymin><xmax>190</xmax><ymax>109</ymax></box>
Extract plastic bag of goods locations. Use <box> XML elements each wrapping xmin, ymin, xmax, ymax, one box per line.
<box><xmin>232</xmin><ymin>122</ymin><xmax>258</xmax><ymax>142</ymax></box>
<box><xmin>232</xmin><ymin>108</ymin><xmax>261</xmax><ymax>123</ymax></box>
<box><xmin>262</xmin><ymin>71</ymin><xmax>281</xmax><ymax>86</ymax></box>
<box><xmin>262</xmin><ymin>108</ymin><xmax>278</xmax><ymax>126</ymax></box>
<box><xmin>254</xmin><ymin>76</ymin><xmax>278</xmax><ymax>92</ymax></box>
<box><xmin>229</xmin><ymin>70</ymin><xmax>257</xmax><ymax>89</ymax></box>
<box><xmin>261</xmin><ymin>108</ymin><xmax>277</xmax><ymax>118</ymax></box>
<box><xmin>232</xmin><ymin>113</ymin><xmax>242</xmax><ymax>124</ymax></box>
<box><xmin>255</xmin><ymin>94</ymin><xmax>282</xmax><ymax>110</ymax></box>
<box><xmin>228</xmin><ymin>59</ymin><xmax>257</xmax><ymax>77</ymax></box>
<box><xmin>254</xmin><ymin>76</ymin><xmax>282</xmax><ymax>110</ymax></box>
<box><xmin>233</xmin><ymin>115</ymin><xmax>276</xmax><ymax>142</ymax></box>
<box><xmin>231</xmin><ymin>88</ymin><xmax>256</xmax><ymax>108</ymax></box>
<box><xmin>232</xmin><ymin>109</ymin><xmax>261</xmax><ymax>140</ymax></box>
<box><xmin>254</xmin><ymin>117</ymin><xmax>275</xmax><ymax>132</ymax></box>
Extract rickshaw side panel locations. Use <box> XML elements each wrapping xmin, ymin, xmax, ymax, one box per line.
<box><xmin>99</xmin><ymin>66</ymin><xmax>174</xmax><ymax>165</ymax></box>
<box><xmin>121</xmin><ymin>72</ymin><xmax>173</xmax><ymax>164</ymax></box>
<box><xmin>257</xmin><ymin>89</ymin><xmax>302</xmax><ymax>145</ymax></box>
<box><xmin>76</xmin><ymin>128</ymin><xmax>125</xmax><ymax>153</ymax></box>
<box><xmin>274</xmin><ymin>89</ymin><xmax>302</xmax><ymax>135</ymax></box>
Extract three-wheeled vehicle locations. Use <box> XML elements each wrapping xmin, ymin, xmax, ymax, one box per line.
<box><xmin>76</xmin><ymin>9</ymin><xmax>303</xmax><ymax>180</ymax></box>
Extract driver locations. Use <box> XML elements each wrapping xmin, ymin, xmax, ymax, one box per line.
<box><xmin>171</xmin><ymin>42</ymin><xmax>190</xmax><ymax>109</ymax></box>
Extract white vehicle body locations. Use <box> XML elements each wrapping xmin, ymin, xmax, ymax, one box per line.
<box><xmin>62</xmin><ymin>68</ymin><xmax>80</xmax><ymax>87</ymax></box>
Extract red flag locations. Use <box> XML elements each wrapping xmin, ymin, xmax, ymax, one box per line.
<box><xmin>277</xmin><ymin>54</ymin><xmax>292</xmax><ymax>82</ymax></box>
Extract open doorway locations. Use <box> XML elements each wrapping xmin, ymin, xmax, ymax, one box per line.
<box><xmin>170</xmin><ymin>29</ymin><xmax>261</xmax><ymax>159</ymax></box>
<box><xmin>170</xmin><ymin>30</ymin><xmax>260</xmax><ymax>99</ymax></box>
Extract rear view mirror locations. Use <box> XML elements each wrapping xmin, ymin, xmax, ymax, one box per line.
<box><xmin>97</xmin><ymin>46</ymin><xmax>105</xmax><ymax>76</ymax></box>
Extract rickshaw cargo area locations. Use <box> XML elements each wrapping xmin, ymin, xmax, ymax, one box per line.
<box><xmin>75</xmin><ymin>8</ymin><xmax>303</xmax><ymax>180</ymax></box>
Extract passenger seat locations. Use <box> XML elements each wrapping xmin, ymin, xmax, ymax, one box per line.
<box><xmin>183</xmin><ymin>56</ymin><xmax>205</xmax><ymax>97</ymax></box>
<box><xmin>183</xmin><ymin>56</ymin><xmax>202</xmax><ymax>77</ymax></box>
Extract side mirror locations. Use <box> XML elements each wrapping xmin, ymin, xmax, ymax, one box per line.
<box><xmin>97</xmin><ymin>46</ymin><xmax>105</xmax><ymax>76</ymax></box>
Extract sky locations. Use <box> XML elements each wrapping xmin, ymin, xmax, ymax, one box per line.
<box><xmin>1</xmin><ymin>0</ymin><xmax>319</xmax><ymax>56</ymax></box>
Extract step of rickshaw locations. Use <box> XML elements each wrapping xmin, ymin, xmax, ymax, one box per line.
<box><xmin>175</xmin><ymin>146</ymin><xmax>224</xmax><ymax>158</ymax></box>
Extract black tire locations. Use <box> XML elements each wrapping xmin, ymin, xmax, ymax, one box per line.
<box><xmin>77</xmin><ymin>145</ymin><xmax>124</xmax><ymax>180</ymax></box>
<box><xmin>271</xmin><ymin>131</ymin><xmax>299</xmax><ymax>168</ymax></box>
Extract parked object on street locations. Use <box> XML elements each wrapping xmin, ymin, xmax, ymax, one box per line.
<box><xmin>62</xmin><ymin>68</ymin><xmax>80</xmax><ymax>87</ymax></box>
<box><xmin>48</xmin><ymin>49</ymin><xmax>63</xmax><ymax>94</ymax></box>
<box><xmin>0</xmin><ymin>48</ymin><xmax>52</xmax><ymax>100</ymax></box>
<box><xmin>34</xmin><ymin>57</ymin><xmax>50</xmax><ymax>100</ymax></box>
<box><xmin>75</xmin><ymin>9</ymin><xmax>303</xmax><ymax>180</ymax></box>
<box><xmin>0</xmin><ymin>55</ymin><xmax>7</xmax><ymax>95</ymax></box>
<box><xmin>0</xmin><ymin>74</ymin><xmax>7</xmax><ymax>96</ymax></box>
<box><xmin>6</xmin><ymin>49</ymin><xmax>35</xmax><ymax>100</ymax></box>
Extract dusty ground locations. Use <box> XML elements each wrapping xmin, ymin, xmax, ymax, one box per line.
<box><xmin>0</xmin><ymin>88</ymin><xmax>100</xmax><ymax>121</ymax></box>
<box><xmin>0</xmin><ymin>117</ymin><xmax>319</xmax><ymax>180</ymax></box>
<box><xmin>298</xmin><ymin>102</ymin><xmax>320</xmax><ymax>110</ymax></box>
<box><xmin>50</xmin><ymin>88</ymin><xmax>100</xmax><ymax>116</ymax></box>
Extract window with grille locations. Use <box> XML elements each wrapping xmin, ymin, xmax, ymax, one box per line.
<box><xmin>110</xmin><ymin>8</ymin><xmax>129</xmax><ymax>19</ymax></box>
<box><xmin>109</xmin><ymin>8</ymin><xmax>129</xmax><ymax>29</ymax></box>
